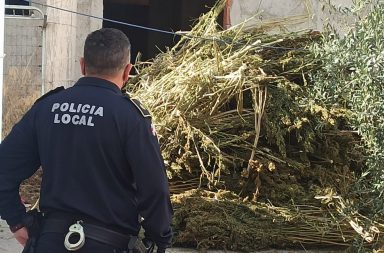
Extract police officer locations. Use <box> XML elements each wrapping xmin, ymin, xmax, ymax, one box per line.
<box><xmin>0</xmin><ymin>28</ymin><xmax>173</xmax><ymax>253</ymax></box>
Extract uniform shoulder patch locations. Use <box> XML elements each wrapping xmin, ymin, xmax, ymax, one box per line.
<box><xmin>34</xmin><ymin>86</ymin><xmax>65</xmax><ymax>104</ymax></box>
<box><xmin>124</xmin><ymin>94</ymin><xmax>151</xmax><ymax>118</ymax></box>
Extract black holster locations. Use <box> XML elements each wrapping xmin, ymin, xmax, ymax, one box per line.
<box><xmin>21</xmin><ymin>210</ymin><xmax>42</xmax><ymax>253</ymax></box>
<box><xmin>129</xmin><ymin>237</ymin><xmax>155</xmax><ymax>253</ymax></box>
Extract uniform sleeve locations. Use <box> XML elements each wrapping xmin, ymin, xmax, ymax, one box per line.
<box><xmin>125</xmin><ymin>117</ymin><xmax>173</xmax><ymax>249</ymax></box>
<box><xmin>0</xmin><ymin>107</ymin><xmax>41</xmax><ymax>226</ymax></box>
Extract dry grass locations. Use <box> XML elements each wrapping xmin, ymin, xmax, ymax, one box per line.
<box><xmin>126</xmin><ymin>0</ymin><xmax>321</xmax><ymax>186</ymax></box>
<box><xmin>3</xmin><ymin>67</ymin><xmax>42</xmax><ymax>206</ymax></box>
<box><xmin>126</xmin><ymin>1</ymin><xmax>384</xmax><ymax>250</ymax></box>
<box><xmin>3</xmin><ymin>67</ymin><xmax>41</xmax><ymax>138</ymax></box>
<box><xmin>172</xmin><ymin>190</ymin><xmax>359</xmax><ymax>251</ymax></box>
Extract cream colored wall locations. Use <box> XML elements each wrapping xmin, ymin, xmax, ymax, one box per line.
<box><xmin>44</xmin><ymin>1</ymin><xmax>77</xmax><ymax>90</ymax></box>
<box><xmin>44</xmin><ymin>0</ymin><xmax>103</xmax><ymax>90</ymax></box>
<box><xmin>229</xmin><ymin>0</ymin><xmax>355</xmax><ymax>33</ymax></box>
<box><xmin>74</xmin><ymin>0</ymin><xmax>103</xmax><ymax>82</ymax></box>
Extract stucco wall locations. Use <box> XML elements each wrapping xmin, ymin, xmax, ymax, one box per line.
<box><xmin>74</xmin><ymin>0</ymin><xmax>103</xmax><ymax>81</ymax></box>
<box><xmin>44</xmin><ymin>0</ymin><xmax>103</xmax><ymax>90</ymax></box>
<box><xmin>44</xmin><ymin>0</ymin><xmax>77</xmax><ymax>90</ymax></box>
<box><xmin>229</xmin><ymin>0</ymin><xmax>355</xmax><ymax>33</ymax></box>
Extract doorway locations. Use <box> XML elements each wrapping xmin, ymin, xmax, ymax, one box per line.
<box><xmin>103</xmin><ymin>0</ymin><xmax>220</xmax><ymax>61</ymax></box>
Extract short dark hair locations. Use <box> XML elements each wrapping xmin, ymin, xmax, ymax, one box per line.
<box><xmin>84</xmin><ymin>28</ymin><xmax>131</xmax><ymax>76</ymax></box>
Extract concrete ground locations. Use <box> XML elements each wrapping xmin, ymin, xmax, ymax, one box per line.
<box><xmin>0</xmin><ymin>219</ymin><xmax>344</xmax><ymax>253</ymax></box>
<box><xmin>0</xmin><ymin>219</ymin><xmax>23</xmax><ymax>253</ymax></box>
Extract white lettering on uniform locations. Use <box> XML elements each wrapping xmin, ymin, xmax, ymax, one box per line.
<box><xmin>61</xmin><ymin>114</ymin><xmax>71</xmax><ymax>124</ymax></box>
<box><xmin>54</xmin><ymin>114</ymin><xmax>60</xmax><ymax>123</ymax></box>
<box><xmin>60</xmin><ymin>103</ymin><xmax>69</xmax><ymax>112</ymax></box>
<box><xmin>94</xmin><ymin>107</ymin><xmax>103</xmax><ymax>117</ymax></box>
<box><xmin>87</xmin><ymin>117</ymin><xmax>94</xmax><ymax>126</ymax></box>
<box><xmin>69</xmin><ymin>103</ymin><xmax>76</xmax><ymax>113</ymax></box>
<box><xmin>72</xmin><ymin>115</ymin><xmax>80</xmax><ymax>125</ymax></box>
<box><xmin>79</xmin><ymin>115</ymin><xmax>87</xmax><ymax>125</ymax></box>
<box><xmin>90</xmin><ymin>105</ymin><xmax>96</xmax><ymax>115</ymax></box>
<box><xmin>51</xmin><ymin>102</ymin><xmax>103</xmax><ymax>127</ymax></box>
<box><xmin>82</xmin><ymin>104</ymin><xmax>90</xmax><ymax>114</ymax></box>
<box><xmin>52</xmin><ymin>103</ymin><xmax>60</xmax><ymax>112</ymax></box>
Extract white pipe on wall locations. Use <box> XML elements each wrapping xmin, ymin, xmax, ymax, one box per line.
<box><xmin>0</xmin><ymin>1</ymin><xmax>5</xmax><ymax>142</ymax></box>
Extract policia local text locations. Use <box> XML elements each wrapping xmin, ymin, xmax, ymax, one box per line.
<box><xmin>51</xmin><ymin>102</ymin><xmax>104</xmax><ymax>127</ymax></box>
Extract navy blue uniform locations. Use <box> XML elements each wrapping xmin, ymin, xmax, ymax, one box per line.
<box><xmin>0</xmin><ymin>77</ymin><xmax>173</xmax><ymax>250</ymax></box>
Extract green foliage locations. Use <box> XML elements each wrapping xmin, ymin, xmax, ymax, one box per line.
<box><xmin>310</xmin><ymin>0</ymin><xmax>384</xmax><ymax>214</ymax></box>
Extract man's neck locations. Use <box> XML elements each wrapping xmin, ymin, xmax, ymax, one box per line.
<box><xmin>84</xmin><ymin>74</ymin><xmax>123</xmax><ymax>89</ymax></box>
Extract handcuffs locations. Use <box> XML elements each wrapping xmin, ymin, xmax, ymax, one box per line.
<box><xmin>63</xmin><ymin>220</ymin><xmax>155</xmax><ymax>253</ymax></box>
<box><xmin>64</xmin><ymin>221</ymin><xmax>85</xmax><ymax>251</ymax></box>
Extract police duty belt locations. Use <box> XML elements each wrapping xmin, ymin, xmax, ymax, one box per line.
<box><xmin>41</xmin><ymin>219</ymin><xmax>153</xmax><ymax>253</ymax></box>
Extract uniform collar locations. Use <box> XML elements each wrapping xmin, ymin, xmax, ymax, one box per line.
<box><xmin>75</xmin><ymin>77</ymin><xmax>122</xmax><ymax>94</ymax></box>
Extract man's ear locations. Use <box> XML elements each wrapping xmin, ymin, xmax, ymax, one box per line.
<box><xmin>123</xmin><ymin>63</ymin><xmax>133</xmax><ymax>82</ymax></box>
<box><xmin>80</xmin><ymin>57</ymin><xmax>86</xmax><ymax>75</ymax></box>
